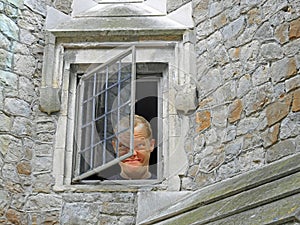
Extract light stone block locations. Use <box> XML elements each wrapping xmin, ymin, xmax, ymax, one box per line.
<box><xmin>136</xmin><ymin>191</ymin><xmax>190</xmax><ymax>224</ymax></box>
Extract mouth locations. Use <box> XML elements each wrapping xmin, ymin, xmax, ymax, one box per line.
<box><xmin>123</xmin><ymin>158</ymin><xmax>142</xmax><ymax>164</ymax></box>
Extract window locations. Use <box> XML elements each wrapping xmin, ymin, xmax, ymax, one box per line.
<box><xmin>42</xmin><ymin>0</ymin><xmax>194</xmax><ymax>189</ymax></box>
<box><xmin>71</xmin><ymin>46</ymin><xmax>166</xmax><ymax>183</ymax></box>
<box><xmin>47</xmin><ymin>41</ymin><xmax>193</xmax><ymax>189</ymax></box>
<box><xmin>73</xmin><ymin>47</ymin><xmax>137</xmax><ymax>182</ymax></box>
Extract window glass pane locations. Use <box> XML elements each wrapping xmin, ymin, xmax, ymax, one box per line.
<box><xmin>83</xmin><ymin>76</ymin><xmax>94</xmax><ymax>101</ymax></box>
<box><xmin>82</xmin><ymin>100</ymin><xmax>93</xmax><ymax>126</ymax></box>
<box><xmin>120</xmin><ymin>62</ymin><xmax>132</xmax><ymax>81</ymax></box>
<box><xmin>80</xmin><ymin>124</ymin><xmax>92</xmax><ymax>151</ymax></box>
<box><xmin>74</xmin><ymin>47</ymin><xmax>136</xmax><ymax>181</ymax></box>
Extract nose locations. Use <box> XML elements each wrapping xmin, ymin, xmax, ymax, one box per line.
<box><xmin>132</xmin><ymin>148</ymin><xmax>138</xmax><ymax>156</ymax></box>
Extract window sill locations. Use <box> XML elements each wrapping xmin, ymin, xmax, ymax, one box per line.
<box><xmin>53</xmin><ymin>179</ymin><xmax>167</xmax><ymax>193</ymax></box>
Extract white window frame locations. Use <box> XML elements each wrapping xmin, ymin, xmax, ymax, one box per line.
<box><xmin>52</xmin><ymin>42</ymin><xmax>189</xmax><ymax>189</ymax></box>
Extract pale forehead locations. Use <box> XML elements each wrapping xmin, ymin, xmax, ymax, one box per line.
<box><xmin>133</xmin><ymin>125</ymin><xmax>148</xmax><ymax>139</ymax></box>
<box><xmin>117</xmin><ymin>125</ymin><xmax>148</xmax><ymax>142</ymax></box>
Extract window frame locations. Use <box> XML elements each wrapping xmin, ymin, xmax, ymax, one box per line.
<box><xmin>73</xmin><ymin>46</ymin><xmax>137</xmax><ymax>182</ymax></box>
<box><xmin>52</xmin><ymin>41</ymin><xmax>188</xmax><ymax>189</ymax></box>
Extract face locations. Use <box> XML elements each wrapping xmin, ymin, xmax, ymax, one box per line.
<box><xmin>113</xmin><ymin>126</ymin><xmax>155</xmax><ymax>179</ymax></box>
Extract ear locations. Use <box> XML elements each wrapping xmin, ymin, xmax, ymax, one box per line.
<box><xmin>149</xmin><ymin>139</ymin><xmax>155</xmax><ymax>152</ymax></box>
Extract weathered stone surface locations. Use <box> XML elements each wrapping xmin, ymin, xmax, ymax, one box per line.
<box><xmin>260</xmin><ymin>42</ymin><xmax>283</xmax><ymax>60</ymax></box>
<box><xmin>221</xmin><ymin>16</ymin><xmax>245</xmax><ymax>40</ymax></box>
<box><xmin>0</xmin><ymin>70</ymin><xmax>18</xmax><ymax>94</ymax></box>
<box><xmin>237</xmin><ymin>117</ymin><xmax>259</xmax><ymax>135</ymax></box>
<box><xmin>243</xmin><ymin>83</ymin><xmax>273</xmax><ymax>116</ymax></box>
<box><xmin>292</xmin><ymin>89</ymin><xmax>300</xmax><ymax>112</ymax></box>
<box><xmin>196</xmin><ymin>111</ymin><xmax>211</xmax><ymax>132</ymax></box>
<box><xmin>33</xmin><ymin>174</ymin><xmax>54</xmax><ymax>193</ymax></box>
<box><xmin>211</xmin><ymin>107</ymin><xmax>227</xmax><ymax>128</ymax></box>
<box><xmin>198</xmin><ymin>68</ymin><xmax>223</xmax><ymax>95</ymax></box>
<box><xmin>228</xmin><ymin>99</ymin><xmax>243</xmax><ymax>123</ymax></box>
<box><xmin>285</xmin><ymin>75</ymin><xmax>300</xmax><ymax>93</ymax></box>
<box><xmin>140</xmin><ymin>155</ymin><xmax>300</xmax><ymax>225</ymax></box>
<box><xmin>18</xmin><ymin>76</ymin><xmax>36</xmax><ymax>102</ymax></box>
<box><xmin>270</xmin><ymin>58</ymin><xmax>289</xmax><ymax>83</ymax></box>
<box><xmin>247</xmin><ymin>7</ymin><xmax>261</xmax><ymax>25</ymax></box>
<box><xmin>211</xmin><ymin>13</ymin><xmax>227</xmax><ymax>29</ymax></box>
<box><xmin>237</xmin><ymin>74</ymin><xmax>251</xmax><ymax>97</ymax></box>
<box><xmin>0</xmin><ymin>49</ymin><xmax>13</xmax><ymax>69</ymax></box>
<box><xmin>175</xmin><ymin>85</ymin><xmax>198</xmax><ymax>115</ymax></box>
<box><xmin>13</xmin><ymin>54</ymin><xmax>36</xmax><ymax>76</ymax></box>
<box><xmin>16</xmin><ymin>161</ymin><xmax>32</xmax><ymax>175</ymax></box>
<box><xmin>6</xmin><ymin>0</ymin><xmax>23</xmax><ymax>8</ymax></box>
<box><xmin>193</xmin><ymin>0</ymin><xmax>209</xmax><ymax>24</ymax></box>
<box><xmin>0</xmin><ymin>112</ymin><xmax>12</xmax><ymax>132</ymax></box>
<box><xmin>2</xmin><ymin>163</ymin><xmax>20</xmax><ymax>182</ymax></box>
<box><xmin>262</xmin><ymin>123</ymin><xmax>280</xmax><ymax>148</ymax></box>
<box><xmin>0</xmin><ymin>134</ymin><xmax>22</xmax><ymax>160</ymax></box>
<box><xmin>197</xmin><ymin>146</ymin><xmax>225</xmax><ymax>173</ymax></box>
<box><xmin>212</xmin><ymin>81</ymin><xmax>236</xmax><ymax>105</ymax></box>
<box><xmin>265</xmin><ymin>96</ymin><xmax>291</xmax><ymax>126</ymax></box>
<box><xmin>0</xmin><ymin>14</ymin><xmax>19</xmax><ymax>40</ymax></box>
<box><xmin>0</xmin><ymin>32</ymin><xmax>10</xmax><ymax>50</ymax></box>
<box><xmin>19</xmin><ymin>29</ymin><xmax>36</xmax><ymax>45</ymax></box>
<box><xmin>6</xmin><ymin>209</ymin><xmax>21</xmax><ymax>225</ymax></box>
<box><xmin>280</xmin><ymin>112</ymin><xmax>300</xmax><ymax>139</ymax></box>
<box><xmin>1</xmin><ymin>0</ymin><xmax>300</xmax><ymax>224</ymax></box>
<box><xmin>4</xmin><ymin>98</ymin><xmax>31</xmax><ymax>117</ymax></box>
<box><xmin>254</xmin><ymin>21</ymin><xmax>273</xmax><ymax>40</ymax></box>
<box><xmin>289</xmin><ymin>17</ymin><xmax>300</xmax><ymax>40</ymax></box>
<box><xmin>238</xmin><ymin>147</ymin><xmax>265</xmax><ymax>172</ymax></box>
<box><xmin>24</xmin><ymin>0</ymin><xmax>47</xmax><ymax>15</ymax></box>
<box><xmin>252</xmin><ymin>64</ymin><xmax>270</xmax><ymax>86</ymax></box>
<box><xmin>11</xmin><ymin>117</ymin><xmax>33</xmax><ymax>136</ymax></box>
<box><xmin>32</xmin><ymin>156</ymin><xmax>52</xmax><ymax>173</ymax></box>
<box><xmin>24</xmin><ymin>194</ymin><xmax>62</xmax><ymax>211</ymax></box>
<box><xmin>275</xmin><ymin>22</ymin><xmax>289</xmax><ymax>44</ymax></box>
<box><xmin>137</xmin><ymin>191</ymin><xmax>190</xmax><ymax>224</ymax></box>
<box><xmin>284</xmin><ymin>37</ymin><xmax>300</xmax><ymax>57</ymax></box>
<box><xmin>0</xmin><ymin>189</ymin><xmax>10</xmax><ymax>210</ymax></box>
<box><xmin>61</xmin><ymin>202</ymin><xmax>103</xmax><ymax>224</ymax></box>
<box><xmin>224</xmin><ymin>138</ymin><xmax>243</xmax><ymax>158</ymax></box>
<box><xmin>208</xmin><ymin>1</ymin><xmax>223</xmax><ymax>18</ymax></box>
<box><xmin>287</xmin><ymin>57</ymin><xmax>298</xmax><ymax>77</ymax></box>
<box><xmin>266</xmin><ymin>139</ymin><xmax>296</xmax><ymax>163</ymax></box>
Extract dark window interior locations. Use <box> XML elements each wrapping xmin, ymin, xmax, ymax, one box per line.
<box><xmin>74</xmin><ymin>62</ymin><xmax>166</xmax><ymax>181</ymax></box>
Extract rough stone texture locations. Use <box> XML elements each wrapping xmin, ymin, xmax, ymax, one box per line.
<box><xmin>228</xmin><ymin>99</ymin><xmax>243</xmax><ymax>123</ymax></box>
<box><xmin>292</xmin><ymin>89</ymin><xmax>300</xmax><ymax>112</ymax></box>
<box><xmin>190</xmin><ymin>0</ymin><xmax>300</xmax><ymax>191</ymax></box>
<box><xmin>0</xmin><ymin>0</ymin><xmax>299</xmax><ymax>224</ymax></box>
<box><xmin>289</xmin><ymin>17</ymin><xmax>300</xmax><ymax>40</ymax></box>
<box><xmin>196</xmin><ymin>110</ymin><xmax>211</xmax><ymax>132</ymax></box>
<box><xmin>266</xmin><ymin>97</ymin><xmax>292</xmax><ymax>126</ymax></box>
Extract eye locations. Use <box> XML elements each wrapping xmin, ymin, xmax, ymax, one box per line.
<box><xmin>136</xmin><ymin>143</ymin><xmax>146</xmax><ymax>149</ymax></box>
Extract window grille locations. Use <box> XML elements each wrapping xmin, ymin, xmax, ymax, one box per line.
<box><xmin>73</xmin><ymin>46</ymin><xmax>136</xmax><ymax>182</ymax></box>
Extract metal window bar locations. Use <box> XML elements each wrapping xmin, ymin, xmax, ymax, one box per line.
<box><xmin>102</xmin><ymin>65</ymin><xmax>109</xmax><ymax>165</ymax></box>
<box><xmin>73</xmin><ymin>46</ymin><xmax>136</xmax><ymax>182</ymax></box>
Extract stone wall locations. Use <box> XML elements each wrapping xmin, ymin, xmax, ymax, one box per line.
<box><xmin>0</xmin><ymin>0</ymin><xmax>300</xmax><ymax>224</ymax></box>
<box><xmin>0</xmin><ymin>0</ymin><xmax>137</xmax><ymax>224</ymax></box>
<box><xmin>182</xmin><ymin>0</ymin><xmax>300</xmax><ymax>190</ymax></box>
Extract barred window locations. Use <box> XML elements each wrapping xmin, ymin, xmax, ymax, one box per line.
<box><xmin>73</xmin><ymin>47</ymin><xmax>136</xmax><ymax>182</ymax></box>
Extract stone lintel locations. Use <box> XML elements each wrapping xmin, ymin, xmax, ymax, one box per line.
<box><xmin>139</xmin><ymin>154</ymin><xmax>300</xmax><ymax>224</ymax></box>
<box><xmin>56</xmin><ymin>33</ymin><xmax>183</xmax><ymax>43</ymax></box>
